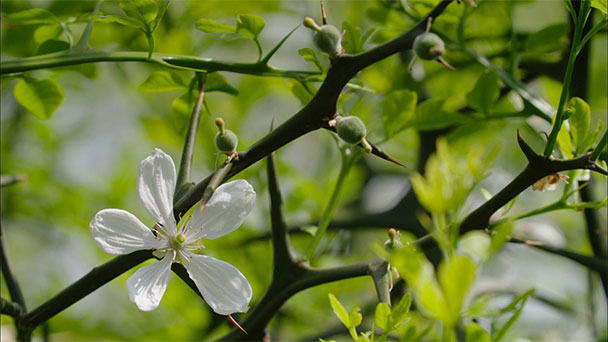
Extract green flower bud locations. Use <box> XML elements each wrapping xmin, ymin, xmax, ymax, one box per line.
<box><xmin>336</xmin><ymin>116</ymin><xmax>366</xmax><ymax>144</ymax></box>
<box><xmin>313</xmin><ymin>24</ymin><xmax>342</xmax><ymax>56</ymax></box>
<box><xmin>214</xmin><ymin>117</ymin><xmax>238</xmax><ymax>153</ymax></box>
<box><xmin>413</xmin><ymin>32</ymin><xmax>445</xmax><ymax>61</ymax></box>
<box><xmin>303</xmin><ymin>16</ymin><xmax>321</xmax><ymax>32</ymax></box>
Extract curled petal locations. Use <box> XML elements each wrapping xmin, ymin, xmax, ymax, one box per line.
<box><xmin>90</xmin><ymin>209</ymin><xmax>164</xmax><ymax>255</ymax></box>
<box><xmin>185</xmin><ymin>254</ymin><xmax>252</xmax><ymax>315</ymax></box>
<box><xmin>126</xmin><ymin>254</ymin><xmax>174</xmax><ymax>311</ymax></box>
<box><xmin>138</xmin><ymin>148</ymin><xmax>177</xmax><ymax>229</ymax></box>
<box><xmin>188</xmin><ymin>180</ymin><xmax>256</xmax><ymax>240</ymax></box>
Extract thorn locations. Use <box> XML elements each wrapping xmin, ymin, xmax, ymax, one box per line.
<box><xmin>370</xmin><ymin>145</ymin><xmax>407</xmax><ymax>168</ymax></box>
<box><xmin>199</xmin><ymin>201</ymin><xmax>206</xmax><ymax>212</ymax></box>
<box><xmin>524</xmin><ymin>239</ymin><xmax>543</xmax><ymax>247</ymax></box>
<box><xmin>227</xmin><ymin>315</ymin><xmax>248</xmax><ymax>335</ymax></box>
<box><xmin>321</xmin><ymin>0</ymin><xmax>327</xmax><ymax>25</ymax></box>
<box><xmin>425</xmin><ymin>17</ymin><xmax>433</xmax><ymax>32</ymax></box>
<box><xmin>270</xmin><ymin>117</ymin><xmax>275</xmax><ymax>132</ymax></box>
<box><xmin>517</xmin><ymin>129</ymin><xmax>538</xmax><ymax>163</ymax></box>
<box><xmin>436</xmin><ymin>57</ymin><xmax>455</xmax><ymax>71</ymax></box>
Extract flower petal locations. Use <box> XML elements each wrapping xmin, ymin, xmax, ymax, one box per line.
<box><xmin>185</xmin><ymin>254</ymin><xmax>252</xmax><ymax>315</ymax></box>
<box><xmin>138</xmin><ymin>148</ymin><xmax>177</xmax><ymax>228</ymax></box>
<box><xmin>188</xmin><ymin>180</ymin><xmax>256</xmax><ymax>240</ymax></box>
<box><xmin>90</xmin><ymin>209</ymin><xmax>164</xmax><ymax>255</ymax></box>
<box><xmin>126</xmin><ymin>254</ymin><xmax>173</xmax><ymax>311</ymax></box>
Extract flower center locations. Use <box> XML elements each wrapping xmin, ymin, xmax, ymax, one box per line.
<box><xmin>170</xmin><ymin>233</ymin><xmax>186</xmax><ymax>250</ymax></box>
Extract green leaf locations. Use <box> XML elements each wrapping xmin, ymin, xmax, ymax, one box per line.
<box><xmin>390</xmin><ymin>293</ymin><xmax>411</xmax><ymax>325</ymax></box>
<box><xmin>5</xmin><ymin>8</ymin><xmax>61</xmax><ymax>25</ymax></box>
<box><xmin>591</xmin><ymin>0</ymin><xmax>607</xmax><ymax>14</ymax></box>
<box><xmin>342</xmin><ymin>21</ymin><xmax>362</xmax><ymax>54</ymax></box>
<box><xmin>298</xmin><ymin>48</ymin><xmax>325</xmax><ymax>72</ymax></box>
<box><xmin>438</xmin><ymin>255</ymin><xmax>476</xmax><ymax>326</ymax></box>
<box><xmin>567</xmin><ymin>97</ymin><xmax>590</xmax><ymax>154</ymax></box>
<box><xmin>195</xmin><ymin>18</ymin><xmax>236</xmax><ymax>33</ymax></box>
<box><xmin>94</xmin><ymin>14</ymin><xmax>143</xmax><ymax>29</ymax></box>
<box><xmin>35</xmin><ymin>39</ymin><xmax>70</xmax><ymax>56</ymax></box>
<box><xmin>328</xmin><ymin>294</ymin><xmax>351</xmax><ymax>328</ymax></box>
<box><xmin>458</xmin><ymin>231</ymin><xmax>491</xmax><ymax>263</ymax></box>
<box><xmin>489</xmin><ymin>221</ymin><xmax>512</xmax><ymax>256</ymax></box>
<box><xmin>524</xmin><ymin>23</ymin><xmax>568</xmax><ymax>55</ymax></box>
<box><xmin>381</xmin><ymin>90</ymin><xmax>417</xmax><ymax>138</ymax></box>
<box><xmin>236</xmin><ymin>14</ymin><xmax>265</xmax><ymax>39</ymax></box>
<box><xmin>465</xmin><ymin>322</ymin><xmax>491</xmax><ymax>342</ymax></box>
<box><xmin>493</xmin><ymin>289</ymin><xmax>535</xmax><ymax>342</ymax></box>
<box><xmin>14</xmin><ymin>77</ymin><xmax>65</xmax><ymax>120</ymax></box>
<box><xmin>466</xmin><ymin>69</ymin><xmax>500</xmax><ymax>114</ymax></box>
<box><xmin>206</xmin><ymin>73</ymin><xmax>239</xmax><ymax>95</ymax></box>
<box><xmin>138</xmin><ymin>71</ymin><xmax>187</xmax><ymax>92</ymax></box>
<box><xmin>410</xmin><ymin>98</ymin><xmax>472</xmax><ymax>131</ymax></box>
<box><xmin>34</xmin><ymin>24</ymin><xmax>64</xmax><ymax>44</ymax></box>
<box><xmin>120</xmin><ymin>0</ymin><xmax>158</xmax><ymax>31</ymax></box>
<box><xmin>556</xmin><ymin>116</ymin><xmax>575</xmax><ymax>158</ymax></box>
<box><xmin>348</xmin><ymin>307</ymin><xmax>363</xmax><ymax>327</ymax></box>
<box><xmin>374</xmin><ymin>302</ymin><xmax>391</xmax><ymax>331</ymax></box>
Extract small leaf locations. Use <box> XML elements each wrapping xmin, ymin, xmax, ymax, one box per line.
<box><xmin>5</xmin><ymin>8</ymin><xmax>61</xmax><ymax>25</ymax></box>
<box><xmin>34</xmin><ymin>24</ymin><xmax>63</xmax><ymax>44</ymax></box>
<box><xmin>381</xmin><ymin>90</ymin><xmax>417</xmax><ymax>138</ymax></box>
<box><xmin>524</xmin><ymin>23</ymin><xmax>568</xmax><ymax>55</ymax></box>
<box><xmin>14</xmin><ymin>77</ymin><xmax>65</xmax><ymax>120</ymax></box>
<box><xmin>236</xmin><ymin>14</ymin><xmax>265</xmax><ymax>39</ymax></box>
<box><xmin>567</xmin><ymin>97</ymin><xmax>590</xmax><ymax>154</ymax></box>
<box><xmin>298</xmin><ymin>48</ymin><xmax>325</xmax><ymax>72</ymax></box>
<box><xmin>301</xmin><ymin>225</ymin><xmax>318</xmax><ymax>236</ymax></box>
<box><xmin>374</xmin><ymin>302</ymin><xmax>391</xmax><ymax>331</ymax></box>
<box><xmin>206</xmin><ymin>73</ymin><xmax>239</xmax><ymax>95</ymax></box>
<box><xmin>438</xmin><ymin>255</ymin><xmax>476</xmax><ymax>326</ymax></box>
<box><xmin>348</xmin><ymin>307</ymin><xmax>363</xmax><ymax>327</ymax></box>
<box><xmin>342</xmin><ymin>21</ymin><xmax>362</xmax><ymax>54</ymax></box>
<box><xmin>195</xmin><ymin>18</ymin><xmax>236</xmax><ymax>33</ymax></box>
<box><xmin>94</xmin><ymin>14</ymin><xmax>143</xmax><ymax>28</ymax></box>
<box><xmin>390</xmin><ymin>293</ymin><xmax>411</xmax><ymax>325</ymax></box>
<box><xmin>591</xmin><ymin>0</ymin><xmax>607</xmax><ymax>14</ymax></box>
<box><xmin>410</xmin><ymin>98</ymin><xmax>472</xmax><ymax>131</ymax></box>
<box><xmin>35</xmin><ymin>39</ymin><xmax>70</xmax><ymax>56</ymax></box>
<box><xmin>466</xmin><ymin>69</ymin><xmax>500</xmax><ymax>114</ymax></box>
<box><xmin>120</xmin><ymin>0</ymin><xmax>158</xmax><ymax>31</ymax></box>
<box><xmin>556</xmin><ymin>119</ymin><xmax>575</xmax><ymax>158</ymax></box>
<box><xmin>138</xmin><ymin>71</ymin><xmax>187</xmax><ymax>92</ymax></box>
<box><xmin>328</xmin><ymin>294</ymin><xmax>351</xmax><ymax>328</ymax></box>
<box><xmin>465</xmin><ymin>322</ymin><xmax>491</xmax><ymax>342</ymax></box>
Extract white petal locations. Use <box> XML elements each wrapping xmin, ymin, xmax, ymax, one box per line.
<box><xmin>138</xmin><ymin>148</ymin><xmax>177</xmax><ymax>227</ymax></box>
<box><xmin>188</xmin><ymin>180</ymin><xmax>256</xmax><ymax>240</ymax></box>
<box><xmin>126</xmin><ymin>254</ymin><xmax>173</xmax><ymax>311</ymax></box>
<box><xmin>185</xmin><ymin>254</ymin><xmax>252</xmax><ymax>315</ymax></box>
<box><xmin>90</xmin><ymin>209</ymin><xmax>164</xmax><ymax>255</ymax></box>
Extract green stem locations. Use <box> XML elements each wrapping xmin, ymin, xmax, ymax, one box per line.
<box><xmin>543</xmin><ymin>0</ymin><xmax>592</xmax><ymax>157</ymax></box>
<box><xmin>305</xmin><ymin>149</ymin><xmax>363</xmax><ymax>260</ymax></box>
<box><xmin>175</xmin><ymin>73</ymin><xmax>206</xmax><ymax>191</ymax></box>
<box><xmin>0</xmin><ymin>51</ymin><xmax>319</xmax><ymax>79</ymax></box>
<box><xmin>254</xmin><ymin>39</ymin><xmax>263</xmax><ymax>62</ymax></box>
<box><xmin>590</xmin><ymin>129</ymin><xmax>607</xmax><ymax>161</ymax></box>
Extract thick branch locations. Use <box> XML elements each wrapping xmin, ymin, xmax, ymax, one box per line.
<box><xmin>1</xmin><ymin>297</ymin><xmax>23</xmax><ymax>318</ymax></box>
<box><xmin>222</xmin><ymin>259</ymin><xmax>387</xmax><ymax>341</ymax></box>
<box><xmin>461</xmin><ymin>136</ymin><xmax>607</xmax><ymax>233</ymax></box>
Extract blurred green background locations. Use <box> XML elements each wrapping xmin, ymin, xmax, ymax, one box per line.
<box><xmin>1</xmin><ymin>0</ymin><xmax>606</xmax><ymax>340</ymax></box>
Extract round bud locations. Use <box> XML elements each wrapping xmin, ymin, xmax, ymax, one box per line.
<box><xmin>387</xmin><ymin>228</ymin><xmax>397</xmax><ymax>240</ymax></box>
<box><xmin>170</xmin><ymin>233</ymin><xmax>186</xmax><ymax>250</ymax></box>
<box><xmin>215</xmin><ymin>117</ymin><xmax>225</xmax><ymax>129</ymax></box>
<box><xmin>303</xmin><ymin>17</ymin><xmax>321</xmax><ymax>31</ymax></box>
<box><xmin>336</xmin><ymin>116</ymin><xmax>367</xmax><ymax>144</ymax></box>
<box><xmin>413</xmin><ymin>32</ymin><xmax>445</xmax><ymax>60</ymax></box>
<box><xmin>313</xmin><ymin>25</ymin><xmax>342</xmax><ymax>56</ymax></box>
<box><xmin>215</xmin><ymin>130</ymin><xmax>238</xmax><ymax>153</ymax></box>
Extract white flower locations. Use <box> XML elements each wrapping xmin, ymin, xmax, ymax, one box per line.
<box><xmin>90</xmin><ymin>149</ymin><xmax>255</xmax><ymax>314</ymax></box>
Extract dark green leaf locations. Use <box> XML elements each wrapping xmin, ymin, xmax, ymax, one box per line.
<box><xmin>5</xmin><ymin>8</ymin><xmax>61</xmax><ymax>25</ymax></box>
<box><xmin>206</xmin><ymin>73</ymin><xmax>238</xmax><ymax>95</ymax></box>
<box><xmin>138</xmin><ymin>71</ymin><xmax>187</xmax><ymax>92</ymax></box>
<box><xmin>120</xmin><ymin>0</ymin><xmax>158</xmax><ymax>31</ymax></box>
<box><xmin>14</xmin><ymin>77</ymin><xmax>65</xmax><ymax>120</ymax></box>
<box><xmin>410</xmin><ymin>98</ymin><xmax>472</xmax><ymax>131</ymax></box>
<box><xmin>35</xmin><ymin>39</ymin><xmax>70</xmax><ymax>55</ymax></box>
<box><xmin>195</xmin><ymin>18</ymin><xmax>236</xmax><ymax>33</ymax></box>
<box><xmin>466</xmin><ymin>69</ymin><xmax>500</xmax><ymax>114</ymax></box>
<box><xmin>524</xmin><ymin>23</ymin><xmax>569</xmax><ymax>55</ymax></box>
<box><xmin>236</xmin><ymin>14</ymin><xmax>265</xmax><ymax>39</ymax></box>
<box><xmin>342</xmin><ymin>21</ymin><xmax>362</xmax><ymax>54</ymax></box>
<box><xmin>381</xmin><ymin>90</ymin><xmax>417</xmax><ymax>138</ymax></box>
